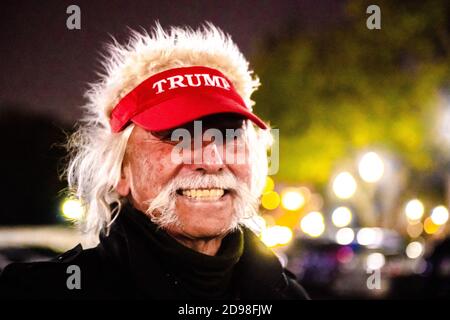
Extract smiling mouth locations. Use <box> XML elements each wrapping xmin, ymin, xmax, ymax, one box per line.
<box><xmin>176</xmin><ymin>188</ymin><xmax>230</xmax><ymax>201</ymax></box>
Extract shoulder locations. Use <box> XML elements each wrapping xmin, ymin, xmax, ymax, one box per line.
<box><xmin>279</xmin><ymin>269</ymin><xmax>311</xmax><ymax>300</ymax></box>
<box><xmin>0</xmin><ymin>244</ymin><xmax>120</xmax><ymax>299</ymax></box>
<box><xmin>238</xmin><ymin>227</ymin><xmax>310</xmax><ymax>300</ymax></box>
<box><xmin>1</xmin><ymin>244</ymin><xmax>84</xmax><ymax>280</ymax></box>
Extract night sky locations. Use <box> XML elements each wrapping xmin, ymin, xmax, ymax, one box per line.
<box><xmin>0</xmin><ymin>0</ymin><xmax>342</xmax><ymax>125</ymax></box>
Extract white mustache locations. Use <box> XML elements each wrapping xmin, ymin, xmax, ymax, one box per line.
<box><xmin>168</xmin><ymin>171</ymin><xmax>239</xmax><ymax>192</ymax></box>
<box><xmin>145</xmin><ymin>170</ymin><xmax>257</xmax><ymax>231</ymax></box>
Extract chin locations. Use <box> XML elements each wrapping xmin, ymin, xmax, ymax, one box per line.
<box><xmin>175</xmin><ymin>220</ymin><xmax>235</xmax><ymax>239</ymax></box>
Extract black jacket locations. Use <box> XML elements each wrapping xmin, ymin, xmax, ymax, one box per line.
<box><xmin>0</xmin><ymin>205</ymin><xmax>309</xmax><ymax>300</ymax></box>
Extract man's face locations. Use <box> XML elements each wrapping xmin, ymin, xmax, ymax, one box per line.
<box><xmin>117</xmin><ymin>114</ymin><xmax>252</xmax><ymax>240</ymax></box>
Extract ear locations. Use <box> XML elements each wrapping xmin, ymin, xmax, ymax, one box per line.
<box><xmin>116</xmin><ymin>164</ymin><xmax>131</xmax><ymax>197</ymax></box>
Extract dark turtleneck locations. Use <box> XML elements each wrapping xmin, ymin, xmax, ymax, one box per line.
<box><xmin>104</xmin><ymin>203</ymin><xmax>244</xmax><ymax>299</ymax></box>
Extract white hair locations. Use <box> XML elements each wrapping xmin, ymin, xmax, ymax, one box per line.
<box><xmin>65</xmin><ymin>22</ymin><xmax>272</xmax><ymax>239</ymax></box>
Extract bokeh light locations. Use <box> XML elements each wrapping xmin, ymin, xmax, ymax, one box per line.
<box><xmin>366</xmin><ymin>252</ymin><xmax>386</xmax><ymax>270</ymax></box>
<box><xmin>332</xmin><ymin>206</ymin><xmax>353</xmax><ymax>227</ymax></box>
<box><xmin>336</xmin><ymin>246</ymin><xmax>354</xmax><ymax>264</ymax></box>
<box><xmin>300</xmin><ymin>211</ymin><xmax>325</xmax><ymax>238</ymax></box>
<box><xmin>430</xmin><ymin>206</ymin><xmax>449</xmax><ymax>225</ymax></box>
<box><xmin>332</xmin><ymin>172</ymin><xmax>357</xmax><ymax>199</ymax></box>
<box><xmin>357</xmin><ymin>228</ymin><xmax>378</xmax><ymax>246</ymax></box>
<box><xmin>260</xmin><ymin>225</ymin><xmax>293</xmax><ymax>247</ymax></box>
<box><xmin>406</xmin><ymin>241</ymin><xmax>424</xmax><ymax>259</ymax></box>
<box><xmin>358</xmin><ymin>152</ymin><xmax>384</xmax><ymax>183</ymax></box>
<box><xmin>281</xmin><ymin>189</ymin><xmax>305</xmax><ymax>211</ymax></box>
<box><xmin>406</xmin><ymin>221</ymin><xmax>423</xmax><ymax>238</ymax></box>
<box><xmin>61</xmin><ymin>198</ymin><xmax>84</xmax><ymax>221</ymax></box>
<box><xmin>263</xmin><ymin>176</ymin><xmax>275</xmax><ymax>194</ymax></box>
<box><xmin>335</xmin><ymin>228</ymin><xmax>355</xmax><ymax>245</ymax></box>
<box><xmin>424</xmin><ymin>217</ymin><xmax>440</xmax><ymax>235</ymax></box>
<box><xmin>405</xmin><ymin>199</ymin><xmax>424</xmax><ymax>221</ymax></box>
<box><xmin>261</xmin><ymin>191</ymin><xmax>280</xmax><ymax>210</ymax></box>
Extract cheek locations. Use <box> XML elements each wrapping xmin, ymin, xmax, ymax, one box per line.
<box><xmin>128</xmin><ymin>143</ymin><xmax>178</xmax><ymax>197</ymax></box>
<box><xmin>227</xmin><ymin>142</ymin><xmax>252</xmax><ymax>185</ymax></box>
<box><xmin>229</xmin><ymin>162</ymin><xmax>252</xmax><ymax>187</ymax></box>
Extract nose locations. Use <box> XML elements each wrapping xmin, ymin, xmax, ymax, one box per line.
<box><xmin>191</xmin><ymin>140</ymin><xmax>224</xmax><ymax>173</ymax></box>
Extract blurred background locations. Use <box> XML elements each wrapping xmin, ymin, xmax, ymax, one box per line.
<box><xmin>0</xmin><ymin>0</ymin><xmax>449</xmax><ymax>299</ymax></box>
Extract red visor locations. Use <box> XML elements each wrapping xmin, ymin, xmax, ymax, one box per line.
<box><xmin>109</xmin><ymin>66</ymin><xmax>267</xmax><ymax>132</ymax></box>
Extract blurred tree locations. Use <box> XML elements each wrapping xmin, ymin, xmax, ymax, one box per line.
<box><xmin>252</xmin><ymin>0</ymin><xmax>450</xmax><ymax>188</ymax></box>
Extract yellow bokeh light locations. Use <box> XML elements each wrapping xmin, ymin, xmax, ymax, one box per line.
<box><xmin>331</xmin><ymin>206</ymin><xmax>353</xmax><ymax>227</ymax></box>
<box><xmin>332</xmin><ymin>172</ymin><xmax>357</xmax><ymax>199</ymax></box>
<box><xmin>405</xmin><ymin>199</ymin><xmax>424</xmax><ymax>221</ymax></box>
<box><xmin>263</xmin><ymin>176</ymin><xmax>275</xmax><ymax>194</ymax></box>
<box><xmin>261</xmin><ymin>191</ymin><xmax>280</xmax><ymax>210</ymax></box>
<box><xmin>424</xmin><ymin>217</ymin><xmax>440</xmax><ymax>235</ymax></box>
<box><xmin>300</xmin><ymin>211</ymin><xmax>325</xmax><ymax>238</ymax></box>
<box><xmin>358</xmin><ymin>152</ymin><xmax>384</xmax><ymax>183</ymax></box>
<box><xmin>260</xmin><ymin>226</ymin><xmax>293</xmax><ymax>247</ymax></box>
<box><xmin>61</xmin><ymin>198</ymin><xmax>84</xmax><ymax>221</ymax></box>
<box><xmin>281</xmin><ymin>189</ymin><xmax>305</xmax><ymax>211</ymax></box>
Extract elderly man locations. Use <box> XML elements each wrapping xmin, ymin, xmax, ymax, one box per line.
<box><xmin>0</xmin><ymin>23</ymin><xmax>308</xmax><ymax>300</ymax></box>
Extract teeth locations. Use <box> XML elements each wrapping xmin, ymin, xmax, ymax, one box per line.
<box><xmin>181</xmin><ymin>188</ymin><xmax>225</xmax><ymax>200</ymax></box>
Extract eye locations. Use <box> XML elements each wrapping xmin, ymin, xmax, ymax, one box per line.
<box><xmin>149</xmin><ymin>129</ymin><xmax>181</xmax><ymax>145</ymax></box>
<box><xmin>150</xmin><ymin>129</ymin><xmax>172</xmax><ymax>140</ymax></box>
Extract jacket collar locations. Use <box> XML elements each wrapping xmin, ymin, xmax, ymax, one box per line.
<box><xmin>98</xmin><ymin>203</ymin><xmax>288</xmax><ymax>299</ymax></box>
